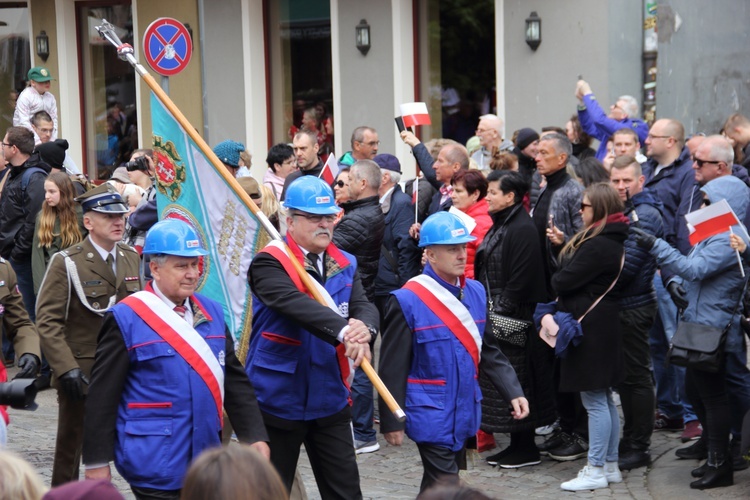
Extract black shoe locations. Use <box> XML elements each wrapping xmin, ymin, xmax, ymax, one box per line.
<box><xmin>618</xmin><ymin>449</ymin><xmax>652</xmax><ymax>471</ymax></box>
<box><xmin>548</xmin><ymin>433</ymin><xmax>588</xmax><ymax>461</ymax></box>
<box><xmin>486</xmin><ymin>446</ymin><xmax>514</xmax><ymax>466</ymax></box>
<box><xmin>676</xmin><ymin>438</ymin><xmax>707</xmax><ymax>460</ymax></box>
<box><xmin>690</xmin><ymin>460</ymin><xmax>733</xmax><ymax>490</ymax></box>
<box><xmin>497</xmin><ymin>448</ymin><xmax>541</xmax><ymax>469</ymax></box>
<box><xmin>691</xmin><ymin>462</ymin><xmax>709</xmax><ymax>478</ymax></box>
<box><xmin>730</xmin><ymin>437</ymin><xmax>749</xmax><ymax>471</ymax></box>
<box><xmin>34</xmin><ymin>373</ymin><xmax>51</xmax><ymax>391</ymax></box>
<box><xmin>537</xmin><ymin>429</ymin><xmax>568</xmax><ymax>456</ymax></box>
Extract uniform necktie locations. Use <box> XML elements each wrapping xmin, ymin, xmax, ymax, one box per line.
<box><xmin>174</xmin><ymin>305</ymin><xmax>187</xmax><ymax>319</ymax></box>
<box><xmin>308</xmin><ymin>253</ymin><xmax>323</xmax><ymax>284</ymax></box>
<box><xmin>106</xmin><ymin>253</ymin><xmax>115</xmax><ymax>274</ymax></box>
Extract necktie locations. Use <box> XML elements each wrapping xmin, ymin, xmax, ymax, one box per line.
<box><xmin>106</xmin><ymin>253</ymin><xmax>115</xmax><ymax>274</ymax></box>
<box><xmin>439</xmin><ymin>184</ymin><xmax>454</xmax><ymax>204</ymax></box>
<box><xmin>308</xmin><ymin>253</ymin><xmax>323</xmax><ymax>284</ymax></box>
<box><xmin>173</xmin><ymin>305</ymin><xmax>187</xmax><ymax>320</ymax></box>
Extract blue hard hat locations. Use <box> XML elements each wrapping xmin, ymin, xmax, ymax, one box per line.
<box><xmin>282</xmin><ymin>176</ymin><xmax>341</xmax><ymax>215</ymax></box>
<box><xmin>142</xmin><ymin>219</ymin><xmax>209</xmax><ymax>257</ymax></box>
<box><xmin>418</xmin><ymin>212</ymin><xmax>477</xmax><ymax>248</ymax></box>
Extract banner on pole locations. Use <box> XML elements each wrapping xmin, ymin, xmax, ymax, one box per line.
<box><xmin>151</xmin><ymin>92</ymin><xmax>262</xmax><ymax>341</ymax></box>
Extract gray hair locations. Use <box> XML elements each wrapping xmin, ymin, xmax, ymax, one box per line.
<box><xmin>350</xmin><ymin>126</ymin><xmax>376</xmax><ymax>148</ymax></box>
<box><xmin>381</xmin><ymin>168</ymin><xmax>401</xmax><ymax>185</ymax></box>
<box><xmin>539</xmin><ymin>132</ymin><xmax>572</xmax><ymax>161</ymax></box>
<box><xmin>149</xmin><ymin>254</ymin><xmax>170</xmax><ymax>266</ymax></box>
<box><xmin>350</xmin><ymin>159</ymin><xmax>382</xmax><ymax>189</ymax></box>
<box><xmin>705</xmin><ymin>135</ymin><xmax>735</xmax><ymax>166</ymax></box>
<box><xmin>617</xmin><ymin>95</ymin><xmax>639</xmax><ymax>118</ymax></box>
<box><xmin>479</xmin><ymin>114</ymin><xmax>505</xmax><ymax>138</ymax></box>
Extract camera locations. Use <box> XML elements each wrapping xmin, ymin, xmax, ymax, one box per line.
<box><xmin>0</xmin><ymin>378</ymin><xmax>38</xmax><ymax>410</ymax></box>
<box><xmin>125</xmin><ymin>156</ymin><xmax>150</xmax><ymax>172</ymax></box>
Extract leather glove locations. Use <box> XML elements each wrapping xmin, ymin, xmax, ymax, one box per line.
<box><xmin>59</xmin><ymin>368</ymin><xmax>86</xmax><ymax>401</ymax></box>
<box><xmin>13</xmin><ymin>353</ymin><xmax>40</xmax><ymax>379</ymax></box>
<box><xmin>667</xmin><ymin>282</ymin><xmax>689</xmax><ymax>310</ymax></box>
<box><xmin>631</xmin><ymin>227</ymin><xmax>656</xmax><ymax>250</ymax></box>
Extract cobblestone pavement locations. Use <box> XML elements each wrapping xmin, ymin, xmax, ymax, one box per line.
<box><xmin>4</xmin><ymin>366</ymin><xmax>750</xmax><ymax>499</ymax></box>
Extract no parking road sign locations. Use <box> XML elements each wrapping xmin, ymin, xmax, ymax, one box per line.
<box><xmin>143</xmin><ymin>18</ymin><xmax>192</xmax><ymax>77</ymax></box>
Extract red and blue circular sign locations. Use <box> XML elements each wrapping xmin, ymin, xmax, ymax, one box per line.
<box><xmin>143</xmin><ymin>18</ymin><xmax>192</xmax><ymax>77</ymax></box>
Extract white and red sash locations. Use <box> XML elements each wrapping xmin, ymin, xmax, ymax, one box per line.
<box><xmin>261</xmin><ymin>240</ymin><xmax>353</xmax><ymax>388</ymax></box>
<box><xmin>403</xmin><ymin>274</ymin><xmax>482</xmax><ymax>370</ymax></box>
<box><xmin>122</xmin><ymin>291</ymin><xmax>225</xmax><ymax>425</ymax></box>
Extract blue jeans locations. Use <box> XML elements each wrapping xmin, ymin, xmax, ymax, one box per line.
<box><xmin>726</xmin><ymin>348</ymin><xmax>750</xmax><ymax>438</ymax></box>
<box><xmin>649</xmin><ymin>275</ymin><xmax>696</xmax><ymax>422</ymax></box>
<box><xmin>580</xmin><ymin>389</ymin><xmax>619</xmax><ymax>467</ymax></box>
<box><xmin>351</xmin><ymin>367</ymin><xmax>376</xmax><ymax>442</ymax></box>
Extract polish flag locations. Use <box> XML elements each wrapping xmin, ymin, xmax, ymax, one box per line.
<box><xmin>685</xmin><ymin>199</ymin><xmax>742</xmax><ymax>246</ymax></box>
<box><xmin>400</xmin><ymin>102</ymin><xmax>431</xmax><ymax>128</ymax></box>
<box><xmin>318</xmin><ymin>151</ymin><xmax>339</xmax><ymax>185</ymax></box>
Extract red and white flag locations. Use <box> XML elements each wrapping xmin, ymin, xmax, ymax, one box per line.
<box><xmin>685</xmin><ymin>199</ymin><xmax>742</xmax><ymax>246</ymax></box>
<box><xmin>318</xmin><ymin>151</ymin><xmax>339</xmax><ymax>185</ymax></box>
<box><xmin>400</xmin><ymin>102</ymin><xmax>431</xmax><ymax>128</ymax></box>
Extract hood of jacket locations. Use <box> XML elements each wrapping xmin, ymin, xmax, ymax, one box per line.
<box><xmin>701</xmin><ymin>175</ymin><xmax>749</xmax><ymax>223</ymax></box>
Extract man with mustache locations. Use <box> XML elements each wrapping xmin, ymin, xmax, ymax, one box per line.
<box><xmin>245</xmin><ymin>176</ymin><xmax>378</xmax><ymax>499</ymax></box>
<box><xmin>36</xmin><ymin>183</ymin><xmax>142</xmax><ymax>486</ymax></box>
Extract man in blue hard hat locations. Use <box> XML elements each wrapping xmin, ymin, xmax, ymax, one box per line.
<box><xmin>378</xmin><ymin>211</ymin><xmax>530</xmax><ymax>494</ymax></box>
<box><xmin>82</xmin><ymin>219</ymin><xmax>269</xmax><ymax>499</ymax></box>
<box><xmin>245</xmin><ymin>176</ymin><xmax>378</xmax><ymax>499</ymax></box>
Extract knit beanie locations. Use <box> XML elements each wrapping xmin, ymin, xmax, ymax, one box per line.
<box><xmin>516</xmin><ymin>128</ymin><xmax>540</xmax><ymax>151</ymax></box>
<box><xmin>35</xmin><ymin>139</ymin><xmax>69</xmax><ymax>170</ymax></box>
<box><xmin>213</xmin><ymin>140</ymin><xmax>245</xmax><ymax>168</ymax></box>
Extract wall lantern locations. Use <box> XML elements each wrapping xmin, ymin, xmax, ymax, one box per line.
<box><xmin>356</xmin><ymin>19</ymin><xmax>370</xmax><ymax>56</ymax></box>
<box><xmin>36</xmin><ymin>30</ymin><xmax>50</xmax><ymax>62</ymax></box>
<box><xmin>525</xmin><ymin>12</ymin><xmax>541</xmax><ymax>51</ymax></box>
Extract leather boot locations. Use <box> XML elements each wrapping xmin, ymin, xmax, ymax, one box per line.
<box><xmin>691</xmin><ymin>462</ymin><xmax>709</xmax><ymax>478</ymax></box>
<box><xmin>690</xmin><ymin>450</ymin><xmax>733</xmax><ymax>490</ymax></box>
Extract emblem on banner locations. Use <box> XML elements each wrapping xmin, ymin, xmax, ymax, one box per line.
<box><xmin>153</xmin><ymin>135</ymin><xmax>187</xmax><ymax>201</ymax></box>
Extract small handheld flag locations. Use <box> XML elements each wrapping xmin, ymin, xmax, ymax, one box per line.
<box><xmin>399</xmin><ymin>102</ymin><xmax>431</xmax><ymax>128</ymax></box>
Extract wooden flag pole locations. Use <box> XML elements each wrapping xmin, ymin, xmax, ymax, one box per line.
<box><xmin>97</xmin><ymin>20</ymin><xmax>405</xmax><ymax>422</ymax></box>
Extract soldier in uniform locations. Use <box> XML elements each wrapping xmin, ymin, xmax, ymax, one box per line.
<box><xmin>36</xmin><ymin>183</ymin><xmax>142</xmax><ymax>486</ymax></box>
<box><xmin>0</xmin><ymin>258</ymin><xmax>41</xmax><ymax>445</ymax></box>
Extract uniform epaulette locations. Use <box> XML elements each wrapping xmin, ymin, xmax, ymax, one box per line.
<box><xmin>116</xmin><ymin>242</ymin><xmax>139</xmax><ymax>254</ymax></box>
<box><xmin>0</xmin><ymin>256</ymin><xmax>4</xmax><ymax>264</ymax></box>
<box><xmin>63</xmin><ymin>245</ymin><xmax>84</xmax><ymax>257</ymax></box>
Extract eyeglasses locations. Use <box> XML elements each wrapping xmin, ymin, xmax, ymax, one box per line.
<box><xmin>692</xmin><ymin>156</ymin><xmax>722</xmax><ymax>168</ymax></box>
<box><xmin>581</xmin><ymin>202</ymin><xmax>592</xmax><ymax>210</ymax></box>
<box><xmin>476</xmin><ymin>128</ymin><xmax>492</xmax><ymax>134</ymax></box>
<box><xmin>249</xmin><ymin>193</ymin><xmax>261</xmax><ymax>200</ymax></box>
<box><xmin>334</xmin><ymin>180</ymin><xmax>348</xmax><ymax>188</ymax></box>
<box><xmin>293</xmin><ymin>213</ymin><xmax>337</xmax><ymax>224</ymax></box>
<box><xmin>647</xmin><ymin>134</ymin><xmax>672</xmax><ymax>140</ymax></box>
<box><xmin>1</xmin><ymin>142</ymin><xmax>12</xmax><ymax>148</ymax></box>
<box><xmin>359</xmin><ymin>141</ymin><xmax>380</xmax><ymax>147</ymax></box>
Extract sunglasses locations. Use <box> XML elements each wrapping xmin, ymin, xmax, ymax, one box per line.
<box><xmin>692</xmin><ymin>156</ymin><xmax>722</xmax><ymax>168</ymax></box>
<box><xmin>335</xmin><ymin>180</ymin><xmax>348</xmax><ymax>188</ymax></box>
<box><xmin>581</xmin><ymin>202</ymin><xmax>592</xmax><ymax>210</ymax></box>
<box><xmin>293</xmin><ymin>213</ymin><xmax>337</xmax><ymax>224</ymax></box>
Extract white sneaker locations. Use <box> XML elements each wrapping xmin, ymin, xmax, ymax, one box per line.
<box><xmin>604</xmin><ymin>461</ymin><xmax>623</xmax><ymax>483</ymax></box>
<box><xmin>561</xmin><ymin>464</ymin><xmax>609</xmax><ymax>491</ymax></box>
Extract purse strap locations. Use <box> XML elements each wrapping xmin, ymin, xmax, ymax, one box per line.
<box><xmin>577</xmin><ymin>252</ymin><xmax>625</xmax><ymax>323</ymax></box>
<box><xmin>719</xmin><ymin>275</ymin><xmax>750</xmax><ymax>333</ymax></box>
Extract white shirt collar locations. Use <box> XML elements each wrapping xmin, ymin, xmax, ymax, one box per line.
<box><xmin>379</xmin><ymin>186</ymin><xmax>395</xmax><ymax>205</ymax></box>
<box><xmin>298</xmin><ymin>244</ymin><xmax>325</xmax><ymax>276</ymax></box>
<box><xmin>152</xmin><ymin>281</ymin><xmax>193</xmax><ymax>325</ymax></box>
<box><xmin>88</xmin><ymin>236</ymin><xmax>117</xmax><ymax>266</ymax></box>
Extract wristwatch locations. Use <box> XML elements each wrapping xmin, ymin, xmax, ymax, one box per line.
<box><xmin>367</xmin><ymin>325</ymin><xmax>378</xmax><ymax>341</ymax></box>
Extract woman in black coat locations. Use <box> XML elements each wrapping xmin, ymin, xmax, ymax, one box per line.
<box><xmin>551</xmin><ymin>183</ymin><xmax>628</xmax><ymax>491</ymax></box>
<box><xmin>474</xmin><ymin>171</ymin><xmax>554</xmax><ymax>468</ymax></box>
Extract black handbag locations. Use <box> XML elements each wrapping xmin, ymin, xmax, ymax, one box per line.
<box><xmin>667</xmin><ymin>277</ymin><xmax>748</xmax><ymax>373</ymax></box>
<box><xmin>484</xmin><ymin>277</ymin><xmax>531</xmax><ymax>348</ymax></box>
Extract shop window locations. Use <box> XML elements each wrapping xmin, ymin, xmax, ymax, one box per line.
<box><xmin>266</xmin><ymin>0</ymin><xmax>334</xmax><ymax>159</ymax></box>
<box><xmin>77</xmin><ymin>2</ymin><xmax>137</xmax><ymax>179</ymax></box>
<box><xmin>418</xmin><ymin>0</ymin><xmax>495</xmax><ymax>146</ymax></box>
<box><xmin>0</xmin><ymin>3</ymin><xmax>31</xmax><ymax>134</ymax></box>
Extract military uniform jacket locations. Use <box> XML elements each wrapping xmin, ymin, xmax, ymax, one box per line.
<box><xmin>36</xmin><ymin>237</ymin><xmax>141</xmax><ymax>389</ymax></box>
<box><xmin>0</xmin><ymin>257</ymin><xmax>40</xmax><ymax>359</ymax></box>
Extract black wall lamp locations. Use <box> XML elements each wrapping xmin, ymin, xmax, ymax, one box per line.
<box><xmin>356</xmin><ymin>19</ymin><xmax>370</xmax><ymax>55</ymax></box>
<box><xmin>36</xmin><ymin>30</ymin><xmax>50</xmax><ymax>61</ymax></box>
<box><xmin>525</xmin><ymin>11</ymin><xmax>541</xmax><ymax>51</ymax></box>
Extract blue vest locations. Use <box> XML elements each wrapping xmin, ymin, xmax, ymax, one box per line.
<box><xmin>111</xmin><ymin>292</ymin><xmax>227</xmax><ymax>491</ymax></box>
<box><xmin>245</xmin><ymin>245</ymin><xmax>357</xmax><ymax>420</ymax></box>
<box><xmin>392</xmin><ymin>267</ymin><xmax>486</xmax><ymax>452</ymax></box>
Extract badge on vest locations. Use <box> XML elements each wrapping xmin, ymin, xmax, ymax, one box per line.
<box><xmin>0</xmin><ymin>304</ymin><xmax>4</xmax><ymax>316</ymax></box>
<box><xmin>218</xmin><ymin>350</ymin><xmax>225</xmax><ymax>366</ymax></box>
<box><xmin>338</xmin><ymin>302</ymin><xmax>349</xmax><ymax>317</ymax></box>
